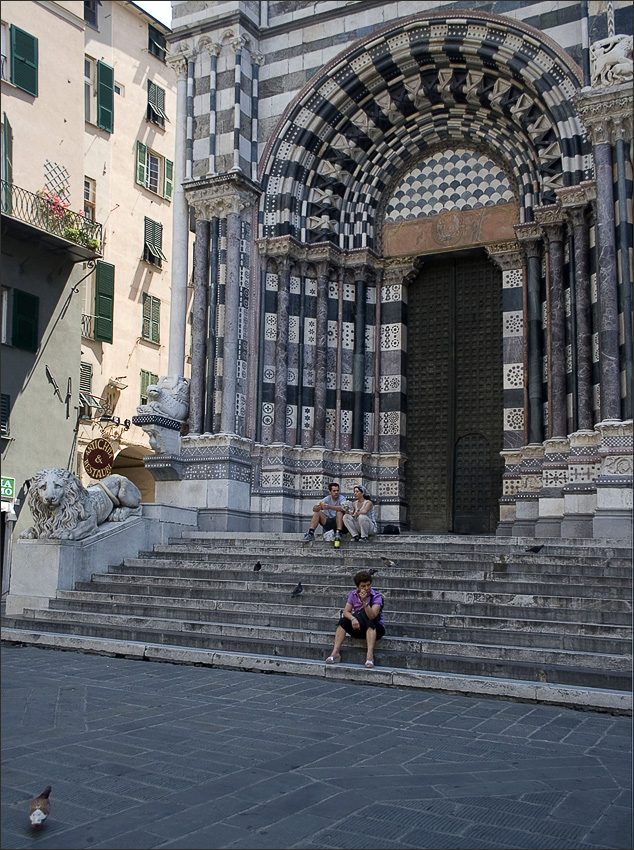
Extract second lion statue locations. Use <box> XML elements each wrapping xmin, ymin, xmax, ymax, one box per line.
<box><xmin>19</xmin><ymin>468</ymin><xmax>143</xmax><ymax>542</ymax></box>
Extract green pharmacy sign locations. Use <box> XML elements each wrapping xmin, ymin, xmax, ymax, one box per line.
<box><xmin>1</xmin><ymin>477</ymin><xmax>15</xmax><ymax>499</ymax></box>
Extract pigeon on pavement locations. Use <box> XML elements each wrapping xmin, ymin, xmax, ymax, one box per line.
<box><xmin>381</xmin><ymin>556</ymin><xmax>396</xmax><ymax>567</ymax></box>
<box><xmin>525</xmin><ymin>544</ymin><xmax>544</xmax><ymax>553</ymax></box>
<box><xmin>290</xmin><ymin>581</ymin><xmax>303</xmax><ymax>597</ymax></box>
<box><xmin>253</xmin><ymin>561</ymin><xmax>262</xmax><ymax>571</ymax></box>
<box><xmin>29</xmin><ymin>786</ymin><xmax>51</xmax><ymax>828</ymax></box>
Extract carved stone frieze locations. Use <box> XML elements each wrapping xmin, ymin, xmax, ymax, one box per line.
<box><xmin>486</xmin><ymin>242</ymin><xmax>523</xmax><ymax>270</ymax></box>
<box><xmin>574</xmin><ymin>81</ymin><xmax>634</xmax><ymax>145</ymax></box>
<box><xmin>590</xmin><ymin>34</ymin><xmax>633</xmax><ymax>88</ymax></box>
<box><xmin>185</xmin><ymin>173</ymin><xmax>261</xmax><ymax>219</ymax></box>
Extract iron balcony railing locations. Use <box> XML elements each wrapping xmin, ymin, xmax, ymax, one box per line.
<box><xmin>81</xmin><ymin>313</ymin><xmax>96</xmax><ymax>339</ymax></box>
<box><xmin>1</xmin><ymin>180</ymin><xmax>102</xmax><ymax>253</ymax></box>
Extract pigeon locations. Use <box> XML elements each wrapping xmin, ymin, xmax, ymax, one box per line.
<box><xmin>368</xmin><ymin>568</ymin><xmax>379</xmax><ymax>576</ymax></box>
<box><xmin>381</xmin><ymin>556</ymin><xmax>396</xmax><ymax>567</ymax></box>
<box><xmin>525</xmin><ymin>544</ymin><xmax>544</xmax><ymax>553</ymax></box>
<box><xmin>29</xmin><ymin>786</ymin><xmax>51</xmax><ymax>828</ymax></box>
<box><xmin>253</xmin><ymin>561</ymin><xmax>262</xmax><ymax>571</ymax></box>
<box><xmin>290</xmin><ymin>582</ymin><xmax>303</xmax><ymax>597</ymax></box>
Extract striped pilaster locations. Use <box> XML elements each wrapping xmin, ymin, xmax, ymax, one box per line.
<box><xmin>260</xmin><ymin>261</ymin><xmax>278</xmax><ymax>445</ymax></box>
<box><xmin>301</xmin><ymin>269</ymin><xmax>317</xmax><ymax>447</ymax></box>
<box><xmin>207</xmin><ymin>43</ymin><xmax>220</xmax><ymax>176</ymax></box>
<box><xmin>231</xmin><ymin>37</ymin><xmax>244</xmax><ymax>173</ymax></box>
<box><xmin>251</xmin><ymin>53</ymin><xmax>264</xmax><ymax>183</ymax></box>
<box><xmin>285</xmin><ymin>268</ymin><xmax>301</xmax><ymax>446</ymax></box>
<box><xmin>378</xmin><ymin>269</ymin><xmax>407</xmax><ymax>455</ymax></box>
<box><xmin>325</xmin><ymin>270</ymin><xmax>339</xmax><ymax>451</ymax></box>
<box><xmin>186</xmin><ymin>59</ymin><xmax>194</xmax><ymax>181</ymax></box>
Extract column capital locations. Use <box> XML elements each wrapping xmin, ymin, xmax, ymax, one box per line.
<box><xmin>557</xmin><ymin>181</ymin><xmax>596</xmax><ymax>211</ymax></box>
<box><xmin>574</xmin><ymin>81</ymin><xmax>634</xmax><ymax>145</ymax></box>
<box><xmin>514</xmin><ymin>222</ymin><xmax>543</xmax><ymax>258</ymax></box>
<box><xmin>166</xmin><ymin>53</ymin><xmax>189</xmax><ymax>79</ymax></box>
<box><xmin>229</xmin><ymin>34</ymin><xmax>248</xmax><ymax>53</ymax></box>
<box><xmin>198</xmin><ymin>36</ymin><xmax>221</xmax><ymax>57</ymax></box>
<box><xmin>486</xmin><ymin>241</ymin><xmax>522</xmax><ymax>271</ymax></box>
<box><xmin>251</xmin><ymin>51</ymin><xmax>265</xmax><ymax>67</ymax></box>
<box><xmin>534</xmin><ymin>203</ymin><xmax>565</xmax><ymax>243</ymax></box>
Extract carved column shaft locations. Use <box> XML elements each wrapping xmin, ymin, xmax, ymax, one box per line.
<box><xmin>313</xmin><ymin>264</ymin><xmax>329</xmax><ymax>445</ymax></box>
<box><xmin>615</xmin><ymin>124</ymin><xmax>633</xmax><ymax>420</ymax></box>
<box><xmin>516</xmin><ymin>227</ymin><xmax>544</xmax><ymax>446</ymax></box>
<box><xmin>352</xmin><ymin>269</ymin><xmax>367</xmax><ymax>450</ymax></box>
<box><xmin>568</xmin><ymin>204</ymin><xmax>593</xmax><ymax>431</ymax></box>
<box><xmin>273</xmin><ymin>258</ymin><xmax>290</xmax><ymax>442</ymax></box>
<box><xmin>221</xmin><ymin>211</ymin><xmax>241</xmax><ymax>433</ymax></box>
<box><xmin>538</xmin><ymin>212</ymin><xmax>567</xmax><ymax>438</ymax></box>
<box><xmin>166</xmin><ymin>54</ymin><xmax>190</xmax><ymax>379</ymax></box>
<box><xmin>594</xmin><ymin>139</ymin><xmax>621</xmax><ymax>421</ymax></box>
<box><xmin>189</xmin><ymin>218</ymin><xmax>211</xmax><ymax>435</ymax></box>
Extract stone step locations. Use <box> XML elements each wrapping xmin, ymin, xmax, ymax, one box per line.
<box><xmin>52</xmin><ymin>595</ymin><xmax>632</xmax><ymax>653</ymax></box>
<box><xmin>18</xmin><ymin>608</ymin><xmax>632</xmax><ymax>671</ymax></box>
<box><xmin>1</xmin><ymin>628</ymin><xmax>629</xmax><ymax>712</ymax></box>
<box><xmin>100</xmin><ymin>567</ymin><xmax>630</xmax><ymax>602</ymax></box>
<box><xmin>119</xmin><ymin>557</ymin><xmax>632</xmax><ymax>588</ymax></box>
<box><xmin>4</xmin><ymin>611</ymin><xmax>631</xmax><ymax>692</ymax></box>
<box><xmin>68</xmin><ymin>575</ymin><xmax>632</xmax><ymax>626</ymax></box>
<box><xmin>79</xmin><ymin>575</ymin><xmax>633</xmax><ymax>618</ymax></box>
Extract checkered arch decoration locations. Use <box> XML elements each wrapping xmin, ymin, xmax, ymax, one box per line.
<box><xmin>259</xmin><ymin>11</ymin><xmax>589</xmax><ymax>251</ymax></box>
<box><xmin>385</xmin><ymin>147</ymin><xmax>515</xmax><ymax>222</ymax></box>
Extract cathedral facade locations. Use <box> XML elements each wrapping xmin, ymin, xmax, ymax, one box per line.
<box><xmin>143</xmin><ymin>1</ymin><xmax>633</xmax><ymax>538</ymax></box>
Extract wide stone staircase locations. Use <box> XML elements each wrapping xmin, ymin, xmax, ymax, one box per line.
<box><xmin>2</xmin><ymin>533</ymin><xmax>632</xmax><ymax>711</ymax></box>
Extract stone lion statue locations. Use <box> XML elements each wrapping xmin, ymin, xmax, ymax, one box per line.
<box><xmin>136</xmin><ymin>375</ymin><xmax>189</xmax><ymax>422</ymax></box>
<box><xmin>19</xmin><ymin>468</ymin><xmax>143</xmax><ymax>542</ymax></box>
<box><xmin>591</xmin><ymin>34</ymin><xmax>633</xmax><ymax>87</ymax></box>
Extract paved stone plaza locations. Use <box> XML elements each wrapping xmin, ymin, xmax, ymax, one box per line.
<box><xmin>1</xmin><ymin>645</ymin><xmax>632</xmax><ymax>850</ymax></box>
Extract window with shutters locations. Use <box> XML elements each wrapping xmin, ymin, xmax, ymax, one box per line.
<box><xmin>83</xmin><ymin>177</ymin><xmax>96</xmax><ymax>221</ymax></box>
<box><xmin>140</xmin><ymin>369</ymin><xmax>158</xmax><ymax>405</ymax></box>
<box><xmin>143</xmin><ymin>217</ymin><xmax>167</xmax><ymax>268</ymax></box>
<box><xmin>1</xmin><ymin>112</ymin><xmax>11</xmax><ymax>214</ymax></box>
<box><xmin>93</xmin><ymin>260</ymin><xmax>114</xmax><ymax>343</ymax></box>
<box><xmin>1</xmin><ymin>23</ymin><xmax>9</xmax><ymax>82</ymax></box>
<box><xmin>1</xmin><ymin>392</ymin><xmax>9</xmax><ymax>437</ymax></box>
<box><xmin>1</xmin><ymin>287</ymin><xmax>8</xmax><ymax>344</ymax></box>
<box><xmin>84</xmin><ymin>56</ymin><xmax>96</xmax><ymax>123</ymax></box>
<box><xmin>148</xmin><ymin>25</ymin><xmax>166</xmax><ymax>62</ymax></box>
<box><xmin>147</xmin><ymin>80</ymin><xmax>167</xmax><ymax>128</ymax></box>
<box><xmin>84</xmin><ymin>1</ymin><xmax>99</xmax><ymax>29</ymax></box>
<box><xmin>12</xmin><ymin>289</ymin><xmax>38</xmax><ymax>351</ymax></box>
<box><xmin>10</xmin><ymin>25</ymin><xmax>37</xmax><ymax>96</ymax></box>
<box><xmin>142</xmin><ymin>293</ymin><xmax>160</xmax><ymax>344</ymax></box>
<box><xmin>135</xmin><ymin>141</ymin><xmax>173</xmax><ymax>201</ymax></box>
<box><xmin>85</xmin><ymin>56</ymin><xmax>114</xmax><ymax>131</ymax></box>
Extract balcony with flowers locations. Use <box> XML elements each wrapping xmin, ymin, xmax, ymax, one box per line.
<box><xmin>1</xmin><ymin>181</ymin><xmax>103</xmax><ymax>262</ymax></box>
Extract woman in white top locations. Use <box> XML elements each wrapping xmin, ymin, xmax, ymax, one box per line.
<box><xmin>343</xmin><ymin>486</ymin><xmax>377</xmax><ymax>542</ymax></box>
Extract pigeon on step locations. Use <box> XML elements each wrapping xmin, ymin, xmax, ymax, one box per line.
<box><xmin>290</xmin><ymin>581</ymin><xmax>303</xmax><ymax>597</ymax></box>
<box><xmin>253</xmin><ymin>561</ymin><xmax>262</xmax><ymax>571</ymax></box>
<box><xmin>525</xmin><ymin>544</ymin><xmax>544</xmax><ymax>553</ymax></box>
<box><xmin>368</xmin><ymin>568</ymin><xmax>379</xmax><ymax>576</ymax></box>
<box><xmin>29</xmin><ymin>786</ymin><xmax>51</xmax><ymax>828</ymax></box>
<box><xmin>381</xmin><ymin>556</ymin><xmax>396</xmax><ymax>567</ymax></box>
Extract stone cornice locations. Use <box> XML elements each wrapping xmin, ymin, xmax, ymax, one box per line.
<box><xmin>184</xmin><ymin>173</ymin><xmax>261</xmax><ymax>218</ymax></box>
<box><xmin>574</xmin><ymin>82</ymin><xmax>634</xmax><ymax>145</ymax></box>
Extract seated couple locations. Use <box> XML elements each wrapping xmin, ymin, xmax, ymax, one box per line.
<box><xmin>302</xmin><ymin>483</ymin><xmax>377</xmax><ymax>543</ymax></box>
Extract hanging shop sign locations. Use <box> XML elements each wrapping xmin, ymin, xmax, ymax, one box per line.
<box><xmin>1</xmin><ymin>477</ymin><xmax>15</xmax><ymax>499</ymax></box>
<box><xmin>83</xmin><ymin>439</ymin><xmax>115</xmax><ymax>479</ymax></box>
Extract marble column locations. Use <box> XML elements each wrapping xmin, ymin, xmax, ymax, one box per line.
<box><xmin>198</xmin><ymin>39</ymin><xmax>220</xmax><ymax>177</ymax></box>
<box><xmin>250</xmin><ymin>52</ymin><xmax>264</xmax><ymax>183</ymax></box>
<box><xmin>352</xmin><ymin>267</ymin><xmax>367</xmax><ymax>450</ymax></box>
<box><xmin>614</xmin><ymin>115</ymin><xmax>633</xmax><ymax>420</ymax></box>
<box><xmin>535</xmin><ymin>205</ymin><xmax>567</xmax><ymax>438</ymax></box>
<box><xmin>230</xmin><ymin>37</ymin><xmax>246</xmax><ymax>173</ymax></box>
<box><xmin>221</xmin><ymin>208</ymin><xmax>241</xmax><ymax>433</ymax></box>
<box><xmin>189</xmin><ymin>216</ymin><xmax>210</xmax><ymax>435</ymax></box>
<box><xmin>558</xmin><ymin>183</ymin><xmax>596</xmax><ymax>432</ymax></box>
<box><xmin>515</xmin><ymin>224</ymin><xmax>544</xmax><ymax>446</ymax></box>
<box><xmin>165</xmin><ymin>53</ymin><xmax>190</xmax><ymax>379</ymax></box>
<box><xmin>313</xmin><ymin>262</ymin><xmax>329</xmax><ymax>446</ymax></box>
<box><xmin>273</xmin><ymin>256</ymin><xmax>290</xmax><ymax>443</ymax></box>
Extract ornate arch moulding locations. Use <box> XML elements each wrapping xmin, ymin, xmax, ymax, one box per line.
<box><xmin>258</xmin><ymin>10</ymin><xmax>588</xmax><ymax>251</ymax></box>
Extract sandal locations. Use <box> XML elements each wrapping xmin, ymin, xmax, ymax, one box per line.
<box><xmin>365</xmin><ymin>660</ymin><xmax>375</xmax><ymax>668</ymax></box>
<box><xmin>326</xmin><ymin>656</ymin><xmax>340</xmax><ymax>664</ymax></box>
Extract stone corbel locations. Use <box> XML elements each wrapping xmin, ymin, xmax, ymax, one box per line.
<box><xmin>198</xmin><ymin>36</ymin><xmax>221</xmax><ymax>58</ymax></box>
<box><xmin>486</xmin><ymin>240</ymin><xmax>522</xmax><ymax>271</ymax></box>
<box><xmin>514</xmin><ymin>222</ymin><xmax>543</xmax><ymax>259</ymax></box>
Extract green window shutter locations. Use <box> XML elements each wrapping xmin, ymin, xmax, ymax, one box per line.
<box><xmin>142</xmin><ymin>293</ymin><xmax>160</xmax><ymax>343</ymax></box>
<box><xmin>136</xmin><ymin>140</ymin><xmax>147</xmax><ymax>187</ymax></box>
<box><xmin>2</xmin><ymin>113</ymin><xmax>12</xmax><ymax>214</ymax></box>
<box><xmin>144</xmin><ymin>217</ymin><xmax>167</xmax><ymax>261</ymax></box>
<box><xmin>12</xmin><ymin>289</ymin><xmax>39</xmax><ymax>351</ymax></box>
<box><xmin>94</xmin><ymin>260</ymin><xmax>114</xmax><ymax>343</ymax></box>
<box><xmin>140</xmin><ymin>369</ymin><xmax>159</xmax><ymax>405</ymax></box>
<box><xmin>1</xmin><ymin>393</ymin><xmax>10</xmax><ymax>437</ymax></box>
<box><xmin>96</xmin><ymin>60</ymin><xmax>114</xmax><ymax>133</ymax></box>
<box><xmin>10</xmin><ymin>25</ymin><xmax>38</xmax><ymax>96</ymax></box>
<box><xmin>164</xmin><ymin>158</ymin><xmax>173</xmax><ymax>201</ymax></box>
<box><xmin>148</xmin><ymin>81</ymin><xmax>167</xmax><ymax>121</ymax></box>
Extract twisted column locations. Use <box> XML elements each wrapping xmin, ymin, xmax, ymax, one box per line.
<box><xmin>189</xmin><ymin>216</ymin><xmax>210</xmax><ymax>435</ymax></box>
<box><xmin>313</xmin><ymin>262</ymin><xmax>329</xmax><ymax>446</ymax></box>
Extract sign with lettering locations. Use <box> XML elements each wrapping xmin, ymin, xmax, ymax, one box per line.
<box><xmin>83</xmin><ymin>439</ymin><xmax>115</xmax><ymax>479</ymax></box>
<box><xmin>1</xmin><ymin>477</ymin><xmax>15</xmax><ymax>499</ymax></box>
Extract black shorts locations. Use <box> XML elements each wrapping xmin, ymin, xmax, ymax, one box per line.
<box><xmin>338</xmin><ymin>610</ymin><xmax>385</xmax><ymax>640</ymax></box>
<box><xmin>323</xmin><ymin>517</ymin><xmax>348</xmax><ymax>533</ymax></box>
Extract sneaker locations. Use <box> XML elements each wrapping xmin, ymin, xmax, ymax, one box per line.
<box><xmin>359</xmin><ymin>537</ymin><xmax>368</xmax><ymax>543</ymax></box>
<box><xmin>352</xmin><ymin>535</ymin><xmax>360</xmax><ymax>542</ymax></box>
<box><xmin>302</xmin><ymin>531</ymin><xmax>315</xmax><ymax>542</ymax></box>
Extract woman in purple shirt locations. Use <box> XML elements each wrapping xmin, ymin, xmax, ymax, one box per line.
<box><xmin>325</xmin><ymin>570</ymin><xmax>385</xmax><ymax>668</ymax></box>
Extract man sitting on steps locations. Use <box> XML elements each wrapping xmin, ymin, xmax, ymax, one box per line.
<box><xmin>302</xmin><ymin>482</ymin><xmax>348</xmax><ymax>545</ymax></box>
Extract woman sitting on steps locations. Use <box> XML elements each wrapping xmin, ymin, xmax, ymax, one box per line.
<box><xmin>343</xmin><ymin>485</ymin><xmax>377</xmax><ymax>542</ymax></box>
